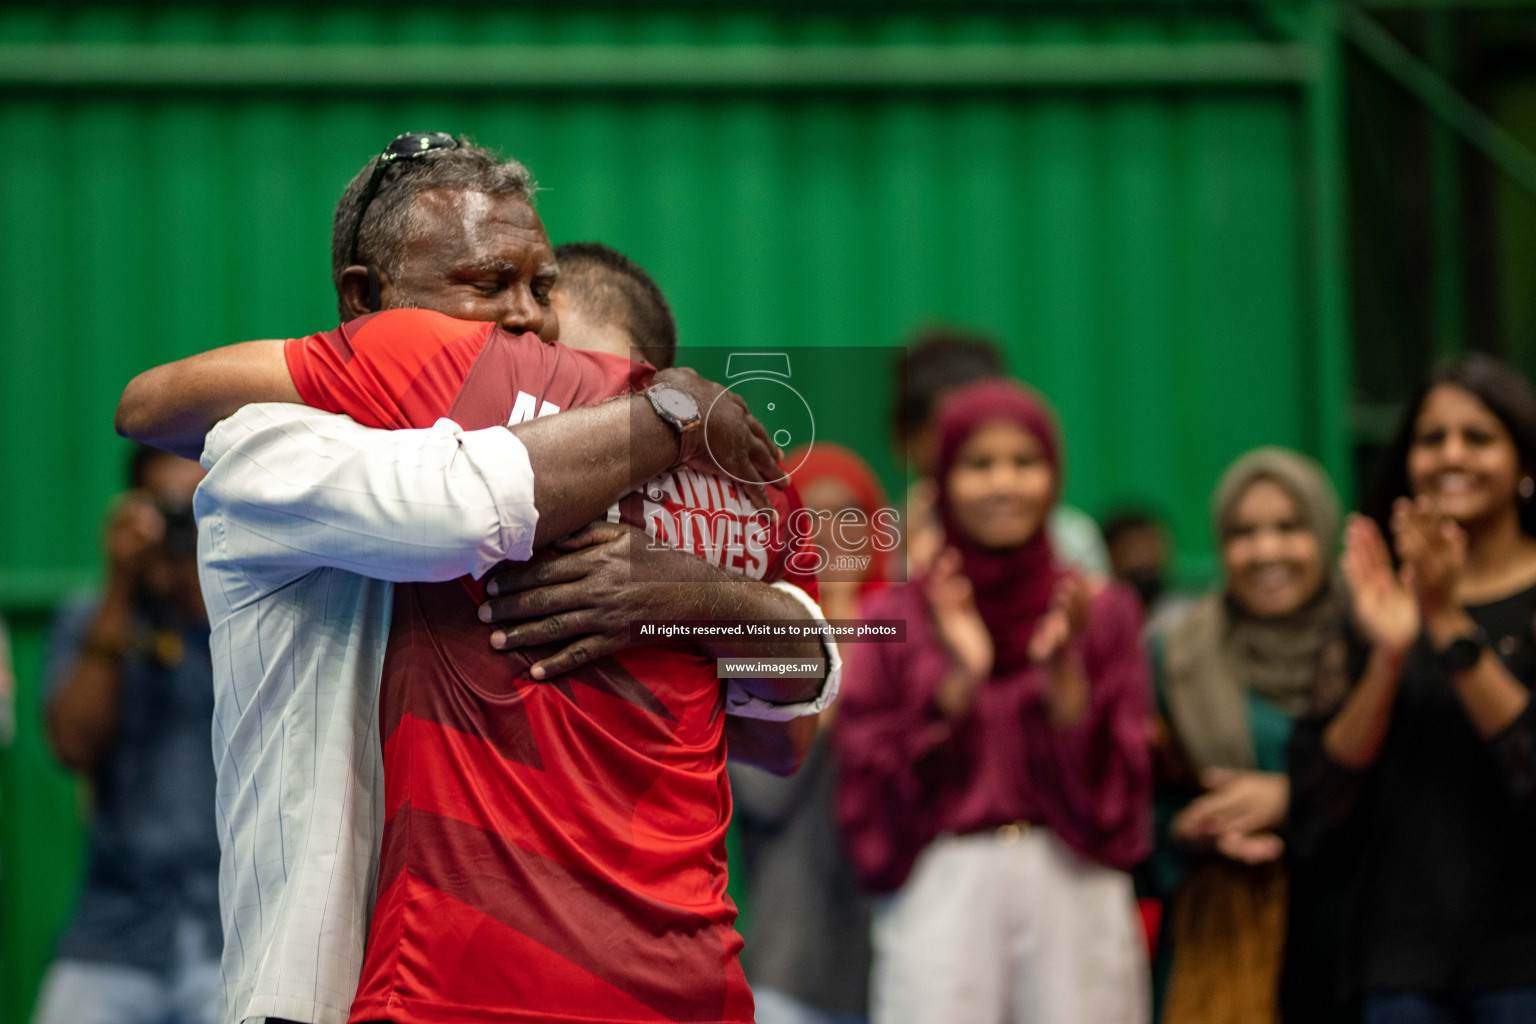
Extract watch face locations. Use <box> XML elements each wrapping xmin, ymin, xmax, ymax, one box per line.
<box><xmin>1443</xmin><ymin>636</ymin><xmax>1483</xmax><ymax>672</ymax></box>
<box><xmin>655</xmin><ymin>385</ymin><xmax>700</xmax><ymax>422</ymax></box>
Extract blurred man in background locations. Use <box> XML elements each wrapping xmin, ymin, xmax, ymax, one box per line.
<box><xmin>34</xmin><ymin>446</ymin><xmax>218</xmax><ymax>1024</ymax></box>
<box><xmin>1103</xmin><ymin>506</ymin><xmax>1193</xmax><ymax>635</ymax></box>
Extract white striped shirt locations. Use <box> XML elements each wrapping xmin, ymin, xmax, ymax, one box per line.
<box><xmin>196</xmin><ymin>404</ymin><xmax>539</xmax><ymax>1024</ymax></box>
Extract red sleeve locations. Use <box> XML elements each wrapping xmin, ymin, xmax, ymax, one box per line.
<box><xmin>283</xmin><ymin>309</ymin><xmax>497</xmax><ymax>429</ymax></box>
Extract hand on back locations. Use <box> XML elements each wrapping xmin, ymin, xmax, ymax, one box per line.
<box><xmin>650</xmin><ymin>367</ymin><xmax>783</xmax><ymax>509</ymax></box>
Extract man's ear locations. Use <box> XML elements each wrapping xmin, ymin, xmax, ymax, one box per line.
<box><xmin>337</xmin><ymin>265</ymin><xmax>385</xmax><ymax>320</ymax></box>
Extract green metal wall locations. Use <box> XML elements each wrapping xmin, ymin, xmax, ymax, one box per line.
<box><xmin>0</xmin><ymin>4</ymin><xmax>1344</xmax><ymax>1020</ymax></box>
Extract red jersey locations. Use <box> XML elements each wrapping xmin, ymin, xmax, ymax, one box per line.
<box><xmin>285</xmin><ymin>309</ymin><xmax>815</xmax><ymax>1024</ymax></box>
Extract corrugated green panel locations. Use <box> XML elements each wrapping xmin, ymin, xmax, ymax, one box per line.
<box><xmin>1165</xmin><ymin>97</ymin><xmax>1306</xmax><ymax>553</ymax></box>
<box><xmin>1</xmin><ymin>100</ymin><xmax>84</xmax><ymax>577</ymax></box>
<box><xmin>0</xmin><ymin>5</ymin><xmax>1334</xmax><ymax>1021</ymax></box>
<box><xmin>796</xmin><ymin>102</ymin><xmax>879</xmax><ymax>351</ymax></box>
<box><xmin>1101</xmin><ymin>98</ymin><xmax>1181</xmax><ymax>501</ymax></box>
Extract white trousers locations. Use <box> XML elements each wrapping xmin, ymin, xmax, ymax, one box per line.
<box><xmin>870</xmin><ymin>827</ymin><xmax>1149</xmax><ymax>1024</ymax></box>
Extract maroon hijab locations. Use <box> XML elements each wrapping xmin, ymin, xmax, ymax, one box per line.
<box><xmin>933</xmin><ymin>379</ymin><xmax>1068</xmax><ymax>673</ymax></box>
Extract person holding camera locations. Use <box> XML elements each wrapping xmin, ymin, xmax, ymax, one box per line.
<box><xmin>33</xmin><ymin>445</ymin><xmax>219</xmax><ymax>1024</ymax></box>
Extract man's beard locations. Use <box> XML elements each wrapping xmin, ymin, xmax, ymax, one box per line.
<box><xmin>385</xmin><ymin>293</ymin><xmax>432</xmax><ymax>312</ymax></box>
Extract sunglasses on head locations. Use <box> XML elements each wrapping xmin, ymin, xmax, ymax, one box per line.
<box><xmin>346</xmin><ymin>131</ymin><xmax>460</xmax><ymax>268</ymax></box>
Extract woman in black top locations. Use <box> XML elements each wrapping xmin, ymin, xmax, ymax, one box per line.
<box><xmin>1289</xmin><ymin>354</ymin><xmax>1536</xmax><ymax>1024</ymax></box>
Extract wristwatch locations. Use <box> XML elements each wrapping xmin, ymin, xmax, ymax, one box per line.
<box><xmin>645</xmin><ymin>383</ymin><xmax>703</xmax><ymax>466</ymax></box>
<box><xmin>1434</xmin><ymin>625</ymin><xmax>1489</xmax><ymax>673</ymax></box>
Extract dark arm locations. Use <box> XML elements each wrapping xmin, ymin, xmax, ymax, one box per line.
<box><xmin>47</xmin><ymin>588</ymin><xmax>130</xmax><ymax>772</ymax></box>
<box><xmin>121</xmin><ymin>342</ymin><xmax>778</xmax><ymax>553</ymax></box>
<box><xmin>1285</xmin><ymin>623</ymin><xmax>1377</xmax><ymax>866</ymax></box>
<box><xmin>127</xmin><ymin>341</ymin><xmax>815</xmax><ymax>765</ymax></box>
<box><xmin>1287</xmin><ymin>703</ymin><xmax>1373</xmax><ymax>867</ymax></box>
<box><xmin>118</xmin><ymin>337</ymin><xmax>687</xmax><ymax>542</ymax></box>
<box><xmin>651</xmin><ymin>568</ymin><xmax>830</xmax><ymax>775</ymax></box>
<box><xmin>1321</xmin><ymin>642</ymin><xmax>1409</xmax><ymax>770</ymax></box>
<box><xmin>516</xmin><ymin>395</ymin><xmax>687</xmax><ymax>549</ymax></box>
<box><xmin>481</xmin><ymin>523</ymin><xmax>827</xmax><ymax>697</ymax></box>
<box><xmin>117</xmin><ymin>340</ymin><xmax>299</xmax><ymax>459</ymax></box>
<box><xmin>667</xmin><ymin>571</ymin><xmax>826</xmax><ymax>701</ymax></box>
<box><xmin>479</xmin><ymin>525</ymin><xmax>830</xmax><ymax>774</ymax></box>
<box><xmin>1423</xmin><ymin>607</ymin><xmax>1532</xmax><ymax>740</ymax></box>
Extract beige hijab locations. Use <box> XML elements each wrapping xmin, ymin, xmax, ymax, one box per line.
<box><xmin>1162</xmin><ymin>447</ymin><xmax>1346</xmax><ymax>772</ymax></box>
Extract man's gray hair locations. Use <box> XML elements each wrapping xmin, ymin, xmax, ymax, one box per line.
<box><xmin>330</xmin><ymin>136</ymin><xmax>536</xmax><ymax>298</ymax></box>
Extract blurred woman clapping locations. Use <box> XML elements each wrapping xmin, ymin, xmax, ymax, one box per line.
<box><xmin>1147</xmin><ymin>449</ymin><xmax>1348</xmax><ymax>1024</ymax></box>
<box><xmin>1289</xmin><ymin>355</ymin><xmax>1536</xmax><ymax>1024</ymax></box>
<box><xmin>834</xmin><ymin>379</ymin><xmax>1151</xmax><ymax>1024</ymax></box>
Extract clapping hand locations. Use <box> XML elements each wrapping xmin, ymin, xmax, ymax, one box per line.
<box><xmin>925</xmin><ymin>547</ymin><xmax>993</xmax><ymax>684</ymax></box>
<box><xmin>1031</xmin><ymin>574</ymin><xmax>1096</xmax><ymax>727</ymax></box>
<box><xmin>904</xmin><ymin>479</ymin><xmax>944</xmax><ymax>578</ymax></box>
<box><xmin>1390</xmin><ymin>495</ymin><xmax>1467</xmax><ymax>623</ymax></box>
<box><xmin>1028</xmin><ymin>574</ymin><xmax>1092</xmax><ymax>665</ymax></box>
<box><xmin>1170</xmin><ymin>768</ymin><xmax>1289</xmax><ymax>865</ymax></box>
<box><xmin>1342</xmin><ymin>513</ymin><xmax>1420</xmax><ymax>656</ymax></box>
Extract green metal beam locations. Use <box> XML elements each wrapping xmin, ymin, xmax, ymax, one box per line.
<box><xmin>1344</xmin><ymin>5</ymin><xmax>1536</xmax><ymax>200</ymax></box>
<box><xmin>0</xmin><ymin>42</ymin><xmax>1314</xmax><ymax>92</ymax></box>
<box><xmin>1305</xmin><ymin>0</ymin><xmax>1355</xmax><ymax>499</ymax></box>
<box><xmin>1357</xmin><ymin>0</ymin><xmax>1536</xmax><ymax>8</ymax></box>
<box><xmin>1246</xmin><ymin>0</ymin><xmax>1308</xmax><ymax>41</ymax></box>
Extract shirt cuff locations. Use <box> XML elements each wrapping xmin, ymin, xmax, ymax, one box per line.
<box><xmin>723</xmin><ymin>582</ymin><xmax>843</xmax><ymax>721</ymax></box>
<box><xmin>451</xmin><ymin>419</ymin><xmax>540</xmax><ymax>570</ymax></box>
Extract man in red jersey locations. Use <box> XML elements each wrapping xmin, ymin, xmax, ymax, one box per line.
<box><xmin>282</xmin><ymin>302</ymin><xmax>814</xmax><ymax>1024</ymax></box>
<box><xmin>118</xmin><ymin>136</ymin><xmax>837</xmax><ymax>1024</ymax></box>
